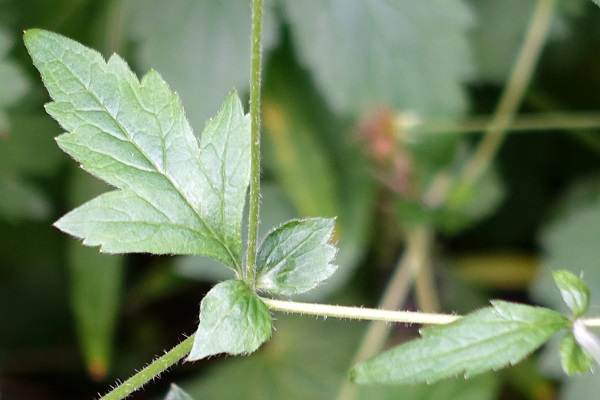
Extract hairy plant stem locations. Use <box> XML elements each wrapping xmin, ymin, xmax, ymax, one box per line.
<box><xmin>99</xmin><ymin>336</ymin><xmax>194</xmax><ymax>400</ymax></box>
<box><xmin>458</xmin><ymin>0</ymin><xmax>556</xmax><ymax>187</ymax></box>
<box><xmin>99</xmin><ymin>305</ymin><xmax>600</xmax><ymax>399</ymax></box>
<box><xmin>261</xmin><ymin>298</ymin><xmax>459</xmax><ymax>325</ymax></box>
<box><xmin>245</xmin><ymin>0</ymin><xmax>264</xmax><ymax>285</ymax></box>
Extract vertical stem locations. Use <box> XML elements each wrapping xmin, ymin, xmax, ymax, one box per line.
<box><xmin>458</xmin><ymin>0</ymin><xmax>556</xmax><ymax>186</ymax></box>
<box><xmin>246</xmin><ymin>0</ymin><xmax>264</xmax><ymax>284</ymax></box>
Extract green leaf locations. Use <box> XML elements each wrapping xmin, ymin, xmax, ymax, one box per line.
<box><xmin>351</xmin><ymin>301</ymin><xmax>567</xmax><ymax>385</ymax></box>
<box><xmin>256</xmin><ymin>218</ymin><xmax>337</xmax><ymax>295</ymax></box>
<box><xmin>262</xmin><ymin>43</ymin><xmax>375</xmax><ymax>298</ymax></box>
<box><xmin>531</xmin><ymin>180</ymin><xmax>600</xmax><ymax>377</ymax></box>
<box><xmin>187</xmin><ymin>280</ymin><xmax>272</xmax><ymax>361</ymax></box>
<box><xmin>126</xmin><ymin>0</ymin><xmax>278</xmax><ymax>132</ymax></box>
<box><xmin>24</xmin><ymin>29</ymin><xmax>250</xmax><ymax>271</ymax></box>
<box><xmin>67</xmin><ymin>168</ymin><xmax>123</xmax><ymax>380</ymax></box>
<box><xmin>179</xmin><ymin>316</ymin><xmax>498</xmax><ymax>400</ymax></box>
<box><xmin>552</xmin><ymin>270</ymin><xmax>590</xmax><ymax>318</ymax></box>
<box><xmin>165</xmin><ymin>384</ymin><xmax>194</xmax><ymax>400</ymax></box>
<box><xmin>560</xmin><ymin>332</ymin><xmax>594</xmax><ymax>375</ymax></box>
<box><xmin>69</xmin><ymin>242</ymin><xmax>123</xmax><ymax>380</ymax></box>
<box><xmin>282</xmin><ymin>0</ymin><xmax>473</xmax><ymax>117</ymax></box>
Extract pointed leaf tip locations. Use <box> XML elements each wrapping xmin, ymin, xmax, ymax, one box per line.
<box><xmin>187</xmin><ymin>280</ymin><xmax>272</xmax><ymax>361</ymax></box>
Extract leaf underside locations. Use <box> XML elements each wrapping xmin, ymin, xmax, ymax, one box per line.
<box><xmin>24</xmin><ymin>29</ymin><xmax>250</xmax><ymax>271</ymax></box>
<box><xmin>351</xmin><ymin>301</ymin><xmax>567</xmax><ymax>385</ymax></box>
<box><xmin>187</xmin><ymin>280</ymin><xmax>272</xmax><ymax>361</ymax></box>
<box><xmin>256</xmin><ymin>218</ymin><xmax>337</xmax><ymax>295</ymax></box>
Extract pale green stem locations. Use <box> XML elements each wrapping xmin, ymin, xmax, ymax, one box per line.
<box><xmin>584</xmin><ymin>318</ymin><xmax>600</xmax><ymax>327</ymax></box>
<box><xmin>245</xmin><ymin>0</ymin><xmax>264</xmax><ymax>285</ymax></box>
<box><xmin>98</xmin><ymin>307</ymin><xmax>600</xmax><ymax>400</ymax></box>
<box><xmin>261</xmin><ymin>298</ymin><xmax>459</xmax><ymax>325</ymax></box>
<box><xmin>99</xmin><ymin>335</ymin><xmax>194</xmax><ymax>400</ymax></box>
<box><xmin>263</xmin><ymin>298</ymin><xmax>600</xmax><ymax>327</ymax></box>
<box><xmin>458</xmin><ymin>0</ymin><xmax>556</xmax><ymax>187</ymax></box>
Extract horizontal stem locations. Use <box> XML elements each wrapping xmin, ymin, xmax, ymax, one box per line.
<box><xmin>261</xmin><ymin>298</ymin><xmax>459</xmax><ymax>325</ymax></box>
<box><xmin>583</xmin><ymin>318</ymin><xmax>600</xmax><ymax>328</ymax></box>
<box><xmin>262</xmin><ymin>297</ymin><xmax>600</xmax><ymax>328</ymax></box>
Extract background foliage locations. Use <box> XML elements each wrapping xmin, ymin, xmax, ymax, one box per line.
<box><xmin>1</xmin><ymin>0</ymin><xmax>600</xmax><ymax>399</ymax></box>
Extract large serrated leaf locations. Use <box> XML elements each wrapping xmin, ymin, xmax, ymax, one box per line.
<box><xmin>256</xmin><ymin>218</ymin><xmax>337</xmax><ymax>295</ymax></box>
<box><xmin>187</xmin><ymin>280</ymin><xmax>272</xmax><ymax>361</ymax></box>
<box><xmin>351</xmin><ymin>301</ymin><xmax>567</xmax><ymax>385</ymax></box>
<box><xmin>282</xmin><ymin>0</ymin><xmax>473</xmax><ymax>117</ymax></box>
<box><xmin>24</xmin><ymin>29</ymin><xmax>250</xmax><ymax>271</ymax></box>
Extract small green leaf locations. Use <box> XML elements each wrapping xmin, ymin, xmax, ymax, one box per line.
<box><xmin>187</xmin><ymin>280</ymin><xmax>272</xmax><ymax>361</ymax></box>
<box><xmin>165</xmin><ymin>384</ymin><xmax>194</xmax><ymax>400</ymax></box>
<box><xmin>351</xmin><ymin>301</ymin><xmax>567</xmax><ymax>385</ymax></box>
<box><xmin>552</xmin><ymin>270</ymin><xmax>590</xmax><ymax>318</ymax></box>
<box><xmin>256</xmin><ymin>218</ymin><xmax>337</xmax><ymax>295</ymax></box>
<box><xmin>560</xmin><ymin>332</ymin><xmax>594</xmax><ymax>375</ymax></box>
<box><xmin>24</xmin><ymin>29</ymin><xmax>250</xmax><ymax>271</ymax></box>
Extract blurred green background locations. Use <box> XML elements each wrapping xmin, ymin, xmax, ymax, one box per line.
<box><xmin>1</xmin><ymin>0</ymin><xmax>600</xmax><ymax>399</ymax></box>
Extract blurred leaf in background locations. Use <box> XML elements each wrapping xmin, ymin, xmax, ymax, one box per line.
<box><xmin>125</xmin><ymin>0</ymin><xmax>279</xmax><ymax>132</ymax></box>
<box><xmin>67</xmin><ymin>168</ymin><xmax>124</xmax><ymax>381</ymax></box>
<box><xmin>281</xmin><ymin>0</ymin><xmax>474</xmax><ymax>118</ymax></box>
<box><xmin>0</xmin><ymin>115</ymin><xmax>62</xmax><ymax>222</ymax></box>
<box><xmin>531</xmin><ymin>178</ymin><xmax>600</xmax><ymax>399</ymax></box>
